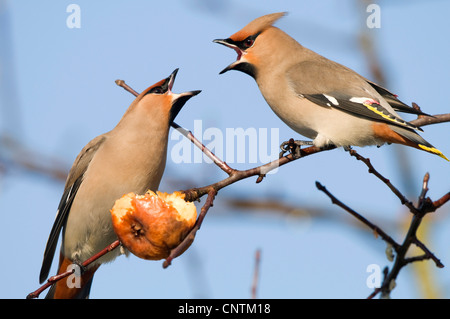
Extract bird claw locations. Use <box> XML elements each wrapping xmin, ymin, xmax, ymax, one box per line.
<box><xmin>279</xmin><ymin>138</ymin><xmax>313</xmax><ymax>159</ymax></box>
<box><xmin>343</xmin><ymin>145</ymin><xmax>353</xmax><ymax>152</ymax></box>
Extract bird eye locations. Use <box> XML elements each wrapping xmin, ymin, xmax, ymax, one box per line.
<box><xmin>149</xmin><ymin>86</ymin><xmax>164</xmax><ymax>94</ymax></box>
<box><xmin>244</xmin><ymin>37</ymin><xmax>254</xmax><ymax>48</ymax></box>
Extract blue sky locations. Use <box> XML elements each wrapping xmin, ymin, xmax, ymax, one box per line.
<box><xmin>1</xmin><ymin>0</ymin><xmax>449</xmax><ymax>299</ymax></box>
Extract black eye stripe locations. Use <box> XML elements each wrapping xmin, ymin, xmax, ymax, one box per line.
<box><xmin>148</xmin><ymin>86</ymin><xmax>164</xmax><ymax>94</ymax></box>
<box><xmin>145</xmin><ymin>77</ymin><xmax>170</xmax><ymax>95</ymax></box>
<box><xmin>228</xmin><ymin>32</ymin><xmax>261</xmax><ymax>50</ymax></box>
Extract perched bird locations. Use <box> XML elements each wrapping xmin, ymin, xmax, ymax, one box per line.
<box><xmin>214</xmin><ymin>12</ymin><xmax>448</xmax><ymax>160</ymax></box>
<box><xmin>39</xmin><ymin>69</ymin><xmax>201</xmax><ymax>298</ymax></box>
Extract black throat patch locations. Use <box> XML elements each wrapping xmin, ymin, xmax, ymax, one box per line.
<box><xmin>233</xmin><ymin>62</ymin><xmax>257</xmax><ymax>79</ymax></box>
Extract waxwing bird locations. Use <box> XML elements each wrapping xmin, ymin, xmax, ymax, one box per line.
<box><xmin>39</xmin><ymin>69</ymin><xmax>201</xmax><ymax>298</ymax></box>
<box><xmin>214</xmin><ymin>12</ymin><xmax>448</xmax><ymax>160</ymax></box>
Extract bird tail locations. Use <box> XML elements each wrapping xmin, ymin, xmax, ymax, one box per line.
<box><xmin>390</xmin><ymin>125</ymin><xmax>449</xmax><ymax>161</ymax></box>
<box><xmin>45</xmin><ymin>253</ymin><xmax>99</xmax><ymax>299</ymax></box>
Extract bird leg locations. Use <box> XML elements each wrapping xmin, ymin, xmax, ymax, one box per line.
<box><xmin>279</xmin><ymin>138</ymin><xmax>313</xmax><ymax>159</ymax></box>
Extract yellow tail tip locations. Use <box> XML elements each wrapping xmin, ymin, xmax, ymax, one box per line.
<box><xmin>418</xmin><ymin>144</ymin><xmax>449</xmax><ymax>161</ymax></box>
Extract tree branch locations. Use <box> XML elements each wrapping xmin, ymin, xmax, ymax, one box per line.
<box><xmin>410</xmin><ymin>112</ymin><xmax>450</xmax><ymax>128</ymax></box>
<box><xmin>163</xmin><ymin>189</ymin><xmax>217</xmax><ymax>268</ymax></box>
<box><xmin>27</xmin><ymin>240</ymin><xmax>121</xmax><ymax>299</ymax></box>
<box><xmin>251</xmin><ymin>249</ymin><xmax>262</xmax><ymax>299</ymax></box>
<box><xmin>115</xmin><ymin>79</ymin><xmax>234</xmax><ymax>175</ymax></box>
<box><xmin>182</xmin><ymin>144</ymin><xmax>335</xmax><ymax>202</ymax></box>
<box><xmin>347</xmin><ymin>149</ymin><xmax>419</xmax><ymax>214</ymax></box>
<box><xmin>317</xmin><ymin>150</ymin><xmax>446</xmax><ymax>298</ymax></box>
<box><xmin>315</xmin><ymin>181</ymin><xmax>400</xmax><ymax>250</ymax></box>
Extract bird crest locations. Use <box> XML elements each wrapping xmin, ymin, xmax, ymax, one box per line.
<box><xmin>230</xmin><ymin>12</ymin><xmax>286</xmax><ymax>41</ymax></box>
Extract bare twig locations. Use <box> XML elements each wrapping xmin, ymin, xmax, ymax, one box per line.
<box><xmin>182</xmin><ymin>145</ymin><xmax>336</xmax><ymax>203</ymax></box>
<box><xmin>413</xmin><ymin>238</ymin><xmax>444</xmax><ymax>268</ymax></box>
<box><xmin>432</xmin><ymin>192</ymin><xmax>450</xmax><ymax>211</ymax></box>
<box><xmin>172</xmin><ymin>122</ymin><xmax>235</xmax><ymax>176</ymax></box>
<box><xmin>315</xmin><ymin>181</ymin><xmax>400</xmax><ymax>250</ymax></box>
<box><xmin>347</xmin><ymin>149</ymin><xmax>419</xmax><ymax>214</ymax></box>
<box><xmin>410</xmin><ymin>113</ymin><xmax>450</xmax><ymax>128</ymax></box>
<box><xmin>163</xmin><ymin>189</ymin><xmax>217</xmax><ymax>268</ymax></box>
<box><xmin>115</xmin><ymin>79</ymin><xmax>139</xmax><ymax>96</ymax></box>
<box><xmin>251</xmin><ymin>249</ymin><xmax>261</xmax><ymax>299</ymax></box>
<box><xmin>317</xmin><ymin>150</ymin><xmax>446</xmax><ymax>298</ymax></box>
<box><xmin>27</xmin><ymin>240</ymin><xmax>121</xmax><ymax>299</ymax></box>
<box><xmin>418</xmin><ymin>172</ymin><xmax>430</xmax><ymax>208</ymax></box>
<box><xmin>115</xmin><ymin>79</ymin><xmax>234</xmax><ymax>175</ymax></box>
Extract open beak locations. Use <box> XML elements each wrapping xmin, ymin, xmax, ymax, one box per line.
<box><xmin>169</xmin><ymin>69</ymin><xmax>201</xmax><ymax>123</ymax></box>
<box><xmin>167</xmin><ymin>68</ymin><xmax>178</xmax><ymax>93</ymax></box>
<box><xmin>213</xmin><ymin>38</ymin><xmax>244</xmax><ymax>74</ymax></box>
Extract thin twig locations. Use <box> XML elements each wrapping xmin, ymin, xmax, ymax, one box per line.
<box><xmin>115</xmin><ymin>79</ymin><xmax>234</xmax><ymax>175</ymax></box>
<box><xmin>316</xmin><ymin>151</ymin><xmax>446</xmax><ymax>299</ymax></box>
<box><xmin>410</xmin><ymin>113</ymin><xmax>450</xmax><ymax>128</ymax></box>
<box><xmin>182</xmin><ymin>145</ymin><xmax>335</xmax><ymax>202</ymax></box>
<box><xmin>432</xmin><ymin>192</ymin><xmax>450</xmax><ymax>211</ymax></box>
<box><xmin>115</xmin><ymin>79</ymin><xmax>139</xmax><ymax>96</ymax></box>
<box><xmin>418</xmin><ymin>172</ymin><xmax>430</xmax><ymax>210</ymax></box>
<box><xmin>251</xmin><ymin>249</ymin><xmax>261</xmax><ymax>299</ymax></box>
<box><xmin>413</xmin><ymin>238</ymin><xmax>444</xmax><ymax>268</ymax></box>
<box><xmin>27</xmin><ymin>240</ymin><xmax>121</xmax><ymax>299</ymax></box>
<box><xmin>163</xmin><ymin>189</ymin><xmax>217</xmax><ymax>268</ymax></box>
<box><xmin>171</xmin><ymin>123</ymin><xmax>235</xmax><ymax>176</ymax></box>
<box><xmin>347</xmin><ymin>149</ymin><xmax>419</xmax><ymax>214</ymax></box>
<box><xmin>404</xmin><ymin>254</ymin><xmax>432</xmax><ymax>265</ymax></box>
<box><xmin>315</xmin><ymin>181</ymin><xmax>400</xmax><ymax>250</ymax></box>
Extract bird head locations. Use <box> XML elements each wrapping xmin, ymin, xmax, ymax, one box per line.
<box><xmin>213</xmin><ymin>12</ymin><xmax>286</xmax><ymax>78</ymax></box>
<box><xmin>140</xmin><ymin>69</ymin><xmax>201</xmax><ymax>124</ymax></box>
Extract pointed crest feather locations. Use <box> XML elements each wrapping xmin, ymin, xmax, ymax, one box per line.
<box><xmin>230</xmin><ymin>12</ymin><xmax>287</xmax><ymax>41</ymax></box>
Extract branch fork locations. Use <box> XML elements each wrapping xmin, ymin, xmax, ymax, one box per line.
<box><xmin>317</xmin><ymin>150</ymin><xmax>447</xmax><ymax>299</ymax></box>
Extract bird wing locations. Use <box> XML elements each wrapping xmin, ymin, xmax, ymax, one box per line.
<box><xmin>286</xmin><ymin>59</ymin><xmax>422</xmax><ymax>131</ymax></box>
<box><xmin>365</xmin><ymin>80</ymin><xmax>429</xmax><ymax>116</ymax></box>
<box><xmin>39</xmin><ymin>135</ymin><xmax>107</xmax><ymax>283</ymax></box>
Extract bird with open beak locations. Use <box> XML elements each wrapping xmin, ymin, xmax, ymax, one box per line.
<box><xmin>39</xmin><ymin>69</ymin><xmax>201</xmax><ymax>298</ymax></box>
<box><xmin>214</xmin><ymin>12</ymin><xmax>447</xmax><ymax>160</ymax></box>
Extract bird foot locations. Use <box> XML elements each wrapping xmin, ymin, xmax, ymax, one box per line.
<box><xmin>72</xmin><ymin>260</ymin><xmax>87</xmax><ymax>275</ymax></box>
<box><xmin>279</xmin><ymin>138</ymin><xmax>313</xmax><ymax>159</ymax></box>
<box><xmin>343</xmin><ymin>145</ymin><xmax>353</xmax><ymax>152</ymax></box>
